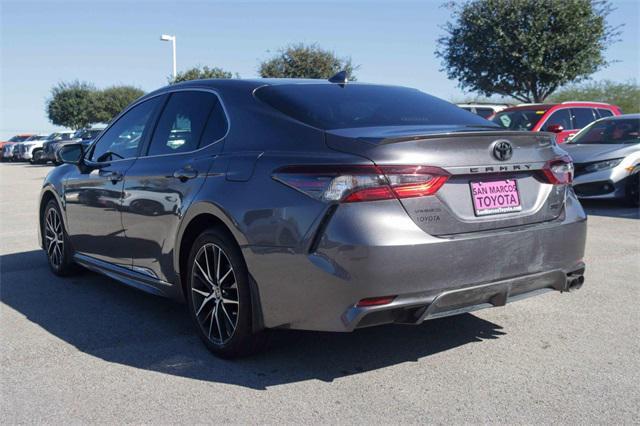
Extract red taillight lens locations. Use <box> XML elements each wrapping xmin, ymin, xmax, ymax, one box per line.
<box><xmin>356</xmin><ymin>295</ymin><xmax>396</xmax><ymax>307</ymax></box>
<box><xmin>381</xmin><ymin>165</ymin><xmax>450</xmax><ymax>199</ymax></box>
<box><xmin>343</xmin><ymin>186</ymin><xmax>394</xmax><ymax>202</ymax></box>
<box><xmin>542</xmin><ymin>155</ymin><xmax>574</xmax><ymax>185</ymax></box>
<box><xmin>273</xmin><ymin>165</ymin><xmax>449</xmax><ymax>203</ymax></box>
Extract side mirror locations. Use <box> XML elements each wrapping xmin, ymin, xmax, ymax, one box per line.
<box><xmin>56</xmin><ymin>143</ymin><xmax>84</xmax><ymax>165</ymax></box>
<box><xmin>546</xmin><ymin>123</ymin><xmax>564</xmax><ymax>133</ymax></box>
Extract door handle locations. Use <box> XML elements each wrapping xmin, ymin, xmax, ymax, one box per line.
<box><xmin>99</xmin><ymin>170</ymin><xmax>123</xmax><ymax>183</ymax></box>
<box><xmin>173</xmin><ymin>168</ymin><xmax>198</xmax><ymax>182</ymax></box>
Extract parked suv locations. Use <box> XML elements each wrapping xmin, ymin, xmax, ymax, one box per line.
<box><xmin>40</xmin><ymin>79</ymin><xmax>587</xmax><ymax>358</ymax></box>
<box><xmin>14</xmin><ymin>134</ymin><xmax>50</xmax><ymax>163</ymax></box>
<box><xmin>491</xmin><ymin>102</ymin><xmax>621</xmax><ymax>143</ymax></box>
<box><xmin>39</xmin><ymin>131</ymin><xmax>77</xmax><ymax>164</ymax></box>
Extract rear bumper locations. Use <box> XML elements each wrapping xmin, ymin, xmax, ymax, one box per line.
<box><xmin>342</xmin><ymin>265</ymin><xmax>584</xmax><ymax>330</ymax></box>
<box><xmin>244</xmin><ymin>191</ymin><xmax>587</xmax><ymax>332</ymax></box>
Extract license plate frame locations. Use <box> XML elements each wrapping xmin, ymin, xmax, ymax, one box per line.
<box><xmin>469</xmin><ymin>179</ymin><xmax>522</xmax><ymax>216</ymax></box>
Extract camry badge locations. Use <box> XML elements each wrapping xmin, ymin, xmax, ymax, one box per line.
<box><xmin>492</xmin><ymin>140</ymin><xmax>513</xmax><ymax>161</ymax></box>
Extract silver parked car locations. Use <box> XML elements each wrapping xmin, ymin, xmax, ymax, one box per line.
<box><xmin>563</xmin><ymin>114</ymin><xmax>640</xmax><ymax>206</ymax></box>
<box><xmin>40</xmin><ymin>78</ymin><xmax>587</xmax><ymax>358</ymax></box>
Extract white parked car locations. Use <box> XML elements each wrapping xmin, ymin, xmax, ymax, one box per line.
<box><xmin>14</xmin><ymin>134</ymin><xmax>50</xmax><ymax>163</ymax></box>
<box><xmin>457</xmin><ymin>103</ymin><xmax>511</xmax><ymax>119</ymax></box>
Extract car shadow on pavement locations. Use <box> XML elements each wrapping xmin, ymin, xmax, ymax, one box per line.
<box><xmin>1</xmin><ymin>250</ymin><xmax>505</xmax><ymax>390</ymax></box>
<box><xmin>581</xmin><ymin>199</ymin><xmax>639</xmax><ymax>219</ymax></box>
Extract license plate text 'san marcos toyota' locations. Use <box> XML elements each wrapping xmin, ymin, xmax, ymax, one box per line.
<box><xmin>470</xmin><ymin>179</ymin><xmax>522</xmax><ymax>216</ymax></box>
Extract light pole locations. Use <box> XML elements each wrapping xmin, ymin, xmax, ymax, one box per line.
<box><xmin>160</xmin><ymin>34</ymin><xmax>177</xmax><ymax>80</ymax></box>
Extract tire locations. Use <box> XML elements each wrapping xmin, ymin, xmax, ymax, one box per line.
<box><xmin>42</xmin><ymin>200</ymin><xmax>77</xmax><ymax>276</ymax></box>
<box><xmin>625</xmin><ymin>168</ymin><xmax>639</xmax><ymax>207</ymax></box>
<box><xmin>30</xmin><ymin>149</ymin><xmax>43</xmax><ymax>164</ymax></box>
<box><xmin>186</xmin><ymin>228</ymin><xmax>266</xmax><ymax>358</ymax></box>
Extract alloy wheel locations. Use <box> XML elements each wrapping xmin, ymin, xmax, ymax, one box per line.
<box><xmin>190</xmin><ymin>243</ymin><xmax>239</xmax><ymax>345</ymax></box>
<box><xmin>45</xmin><ymin>208</ymin><xmax>64</xmax><ymax>268</ymax></box>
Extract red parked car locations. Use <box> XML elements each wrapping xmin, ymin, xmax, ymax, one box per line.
<box><xmin>0</xmin><ymin>134</ymin><xmax>35</xmax><ymax>160</ymax></box>
<box><xmin>490</xmin><ymin>102</ymin><xmax>622</xmax><ymax>143</ymax></box>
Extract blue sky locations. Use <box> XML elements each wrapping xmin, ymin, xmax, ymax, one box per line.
<box><xmin>1</xmin><ymin>0</ymin><xmax>639</xmax><ymax>139</ymax></box>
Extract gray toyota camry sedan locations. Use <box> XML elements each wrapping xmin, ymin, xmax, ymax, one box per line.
<box><xmin>39</xmin><ymin>77</ymin><xmax>587</xmax><ymax>357</ymax></box>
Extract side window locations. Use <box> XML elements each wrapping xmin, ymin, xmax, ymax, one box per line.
<box><xmin>544</xmin><ymin>109</ymin><xmax>572</xmax><ymax>131</ymax></box>
<box><xmin>571</xmin><ymin>108</ymin><xmax>597</xmax><ymax>129</ymax></box>
<box><xmin>91</xmin><ymin>97</ymin><xmax>161</xmax><ymax>162</ymax></box>
<box><xmin>597</xmin><ymin>108</ymin><xmax>614</xmax><ymax>118</ymax></box>
<box><xmin>198</xmin><ymin>99</ymin><xmax>228</xmax><ymax>148</ymax></box>
<box><xmin>147</xmin><ymin>91</ymin><xmax>218</xmax><ymax>156</ymax></box>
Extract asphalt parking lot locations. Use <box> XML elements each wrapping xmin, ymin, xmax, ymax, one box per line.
<box><xmin>1</xmin><ymin>161</ymin><xmax>638</xmax><ymax>423</ymax></box>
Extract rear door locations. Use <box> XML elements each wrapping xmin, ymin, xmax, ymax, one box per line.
<box><xmin>64</xmin><ymin>96</ymin><xmax>164</xmax><ymax>265</ymax></box>
<box><xmin>121</xmin><ymin>89</ymin><xmax>228</xmax><ymax>283</ymax></box>
<box><xmin>570</xmin><ymin>108</ymin><xmax>598</xmax><ymax>139</ymax></box>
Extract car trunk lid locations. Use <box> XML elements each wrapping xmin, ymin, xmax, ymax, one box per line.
<box><xmin>326</xmin><ymin>126</ymin><xmax>568</xmax><ymax>235</ymax></box>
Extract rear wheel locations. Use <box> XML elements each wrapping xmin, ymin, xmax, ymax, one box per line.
<box><xmin>625</xmin><ymin>167</ymin><xmax>639</xmax><ymax>207</ymax></box>
<box><xmin>42</xmin><ymin>200</ymin><xmax>77</xmax><ymax>276</ymax></box>
<box><xmin>186</xmin><ymin>228</ymin><xmax>266</xmax><ymax>358</ymax></box>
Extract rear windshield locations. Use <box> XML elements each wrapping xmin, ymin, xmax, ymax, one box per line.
<box><xmin>255</xmin><ymin>84</ymin><xmax>494</xmax><ymax>130</ymax></box>
<box><xmin>491</xmin><ymin>110</ymin><xmax>545</xmax><ymax>131</ymax></box>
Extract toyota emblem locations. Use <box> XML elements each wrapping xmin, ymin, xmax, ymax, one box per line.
<box><xmin>492</xmin><ymin>140</ymin><xmax>513</xmax><ymax>161</ymax></box>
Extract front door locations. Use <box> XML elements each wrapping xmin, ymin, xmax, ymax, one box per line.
<box><xmin>121</xmin><ymin>90</ymin><xmax>228</xmax><ymax>282</ymax></box>
<box><xmin>64</xmin><ymin>96</ymin><xmax>164</xmax><ymax>266</ymax></box>
<box><xmin>542</xmin><ymin>108</ymin><xmax>573</xmax><ymax>144</ymax></box>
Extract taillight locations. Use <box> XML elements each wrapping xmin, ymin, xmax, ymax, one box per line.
<box><xmin>273</xmin><ymin>165</ymin><xmax>449</xmax><ymax>203</ymax></box>
<box><xmin>542</xmin><ymin>155</ymin><xmax>574</xmax><ymax>185</ymax></box>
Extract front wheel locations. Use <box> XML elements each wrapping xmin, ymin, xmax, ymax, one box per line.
<box><xmin>42</xmin><ymin>200</ymin><xmax>77</xmax><ymax>276</ymax></box>
<box><xmin>186</xmin><ymin>229</ymin><xmax>266</xmax><ymax>358</ymax></box>
<box><xmin>30</xmin><ymin>149</ymin><xmax>43</xmax><ymax>164</ymax></box>
<box><xmin>625</xmin><ymin>168</ymin><xmax>639</xmax><ymax>207</ymax></box>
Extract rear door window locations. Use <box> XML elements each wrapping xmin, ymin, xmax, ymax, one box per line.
<box><xmin>571</xmin><ymin>108</ymin><xmax>597</xmax><ymax>129</ymax></box>
<box><xmin>198</xmin><ymin>99</ymin><xmax>228</xmax><ymax>148</ymax></box>
<box><xmin>148</xmin><ymin>91</ymin><xmax>219</xmax><ymax>156</ymax></box>
<box><xmin>597</xmin><ymin>108</ymin><xmax>614</xmax><ymax>118</ymax></box>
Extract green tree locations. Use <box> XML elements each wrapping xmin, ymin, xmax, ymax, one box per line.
<box><xmin>549</xmin><ymin>80</ymin><xmax>639</xmax><ymax>113</ymax></box>
<box><xmin>437</xmin><ymin>0</ymin><xmax>619</xmax><ymax>103</ymax></box>
<box><xmin>47</xmin><ymin>82</ymin><xmax>146</xmax><ymax>128</ymax></box>
<box><xmin>259</xmin><ymin>43</ymin><xmax>358</xmax><ymax>80</ymax></box>
<box><xmin>92</xmin><ymin>86</ymin><xmax>145</xmax><ymax>123</ymax></box>
<box><xmin>170</xmin><ymin>66</ymin><xmax>236</xmax><ymax>83</ymax></box>
<box><xmin>46</xmin><ymin>81</ymin><xmax>97</xmax><ymax>129</ymax></box>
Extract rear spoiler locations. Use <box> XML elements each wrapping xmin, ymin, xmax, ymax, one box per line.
<box><xmin>372</xmin><ymin>130</ymin><xmax>549</xmax><ymax>146</ymax></box>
